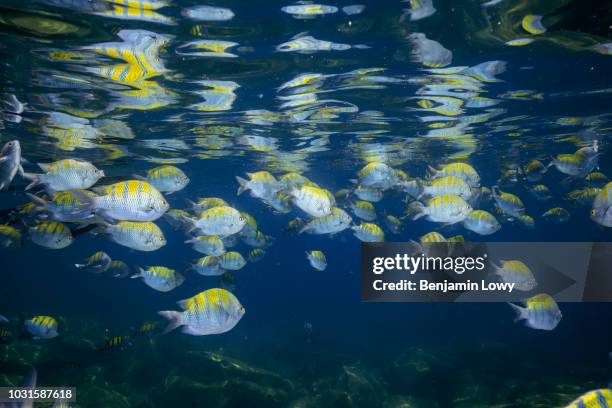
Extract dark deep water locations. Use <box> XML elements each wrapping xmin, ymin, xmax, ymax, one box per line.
<box><xmin>1</xmin><ymin>0</ymin><xmax>612</xmax><ymax>406</ymax></box>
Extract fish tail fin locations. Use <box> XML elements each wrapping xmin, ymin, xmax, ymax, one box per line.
<box><xmin>21</xmin><ymin>172</ymin><xmax>40</xmax><ymax>191</ymax></box>
<box><xmin>132</xmin><ymin>174</ymin><xmax>146</xmax><ymax>181</ymax></box>
<box><xmin>71</xmin><ymin>190</ymin><xmax>97</xmax><ymax>211</ymax></box>
<box><xmin>26</xmin><ymin>192</ymin><xmax>47</xmax><ymax>208</ymax></box>
<box><xmin>157</xmin><ymin>311</ymin><xmax>183</xmax><ymax>334</ymax></box>
<box><xmin>236</xmin><ymin>176</ymin><xmax>249</xmax><ymax>195</ymax></box>
<box><xmin>353</xmin><ymin>44</ymin><xmax>371</xmax><ymax>49</ymax></box>
<box><xmin>409</xmin><ymin>201</ymin><xmax>425</xmax><ymax>220</ymax></box>
<box><xmin>508</xmin><ymin>302</ymin><xmax>526</xmax><ymax>323</ymax></box>
<box><xmin>426</xmin><ymin>165</ymin><xmax>438</xmax><ymax>178</ymax></box>
<box><xmin>75</xmin><ymin>263</ymin><xmax>86</xmax><ymax>269</ymax></box>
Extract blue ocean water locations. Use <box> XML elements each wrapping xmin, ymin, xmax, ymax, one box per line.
<box><xmin>0</xmin><ymin>0</ymin><xmax>612</xmax><ymax>406</ymax></box>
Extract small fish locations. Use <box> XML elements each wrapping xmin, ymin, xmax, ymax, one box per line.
<box><xmin>492</xmin><ymin>187</ymin><xmax>525</xmax><ymax>218</ymax></box>
<box><xmin>403</xmin><ymin>0</ymin><xmax>436</xmax><ymax>21</ymax></box>
<box><xmin>481</xmin><ymin>0</ymin><xmax>502</xmax><ymax>7</ymax></box>
<box><xmin>593</xmin><ymin>43</ymin><xmax>612</xmax><ymax>56</ymax></box>
<box><xmin>176</xmin><ymin>40</ymin><xmax>239</xmax><ymax>58</ymax></box>
<box><xmin>505</xmin><ymin>38</ymin><xmax>536</xmax><ymax>46</ymax></box>
<box><xmin>493</xmin><ymin>260</ymin><xmax>537</xmax><ymax>291</ymax></box>
<box><xmin>306</xmin><ymin>250</ymin><xmax>327</xmax><ymax>271</ymax></box>
<box><xmin>463</xmin><ymin>210</ymin><xmax>501</xmax><ymax>235</ymax></box>
<box><xmin>408</xmin><ymin>33</ymin><xmax>452</xmax><ymax>68</ymax></box>
<box><xmin>412</xmin><ymin>194</ymin><xmax>472</xmax><ymax>224</ymax></box>
<box><xmin>517</xmin><ymin>214</ymin><xmax>535</xmax><ymax>229</ymax></box>
<box><xmin>75</xmin><ymin>251</ymin><xmax>112</xmax><ymax>273</ymax></box>
<box><xmin>108</xmin><ymin>260</ymin><xmax>130</xmax><ymax>278</ymax></box>
<box><xmin>429</xmin><ymin>162</ymin><xmax>480</xmax><ymax>187</ymax></box>
<box><xmin>522</xmin><ymin>160</ymin><xmax>547</xmax><ymax>182</ymax></box>
<box><xmin>354</xmin><ymin>185</ymin><xmax>384</xmax><ymax>202</ymax></box>
<box><xmin>134</xmin><ymin>321</ymin><xmax>161</xmax><ymax>337</ymax></box>
<box><xmin>132</xmin><ymin>266</ymin><xmax>184</xmax><ymax>292</ymax></box>
<box><xmin>186</xmin><ymin>206</ymin><xmax>246</xmax><ymax>237</ymax></box>
<box><xmin>542</xmin><ymin>207</ymin><xmax>570</xmax><ymax>224</ymax></box>
<box><xmin>291</xmin><ymin>185</ymin><xmax>334</xmax><ymax>217</ymax></box>
<box><xmin>182</xmin><ymin>5</ymin><xmax>234</xmax><ymax>21</ymax></box>
<box><xmin>342</xmin><ymin>5</ymin><xmax>365</xmax><ymax>15</ymax></box>
<box><xmin>522</xmin><ymin>15</ymin><xmax>546</xmax><ymax>35</ymax></box>
<box><xmin>191</xmin><ymin>256</ymin><xmax>223</xmax><ymax>276</ymax></box>
<box><xmin>236</xmin><ymin>171</ymin><xmax>280</xmax><ymax>202</ymax></box>
<box><xmin>189</xmin><ymin>197</ymin><xmax>229</xmax><ymax>213</ymax></box>
<box><xmin>218</xmin><ymin>251</ymin><xmax>246</xmax><ymax>271</ymax></box>
<box><xmin>281</xmin><ymin>3</ymin><xmax>338</xmax><ymax>18</ymax></box>
<box><xmin>529</xmin><ymin>184</ymin><xmax>552</xmax><ymax>201</ymax></box>
<box><xmin>299</xmin><ymin>207</ymin><xmax>352</xmax><ymax>235</ymax></box>
<box><xmin>351</xmin><ymin>201</ymin><xmax>377</xmax><ymax>221</ymax></box>
<box><xmin>248</xmin><ymin>248</ymin><xmax>266</xmax><ymax>263</ymax></box>
<box><xmin>100</xmin><ymin>335</ymin><xmax>132</xmax><ymax>351</ymax></box>
<box><xmin>240</xmin><ymin>230</ymin><xmax>273</xmax><ymax>248</ymax></box>
<box><xmin>0</xmin><ymin>225</ymin><xmax>22</xmax><ymax>249</ymax></box>
<box><xmin>22</xmin><ymin>159</ymin><xmax>104</xmax><ymax>192</ymax></box>
<box><xmin>277</xmin><ymin>33</ymin><xmax>368</xmax><ymax>53</ymax></box>
<box><xmin>357</xmin><ymin>162</ymin><xmax>399</xmax><ymax>190</ymax></box>
<box><xmin>0</xmin><ymin>140</ymin><xmax>23</xmax><ymax>191</ymax></box>
<box><xmin>164</xmin><ymin>209</ymin><xmax>194</xmax><ymax>230</ymax></box>
<box><xmin>185</xmin><ymin>235</ymin><xmax>225</xmax><ymax>256</ymax></box>
<box><xmin>100</xmin><ymin>221</ymin><xmax>166</xmax><ymax>251</ymax></box>
<box><xmin>565</xmin><ymin>188</ymin><xmax>600</xmax><ymax>207</ymax></box>
<box><xmin>383</xmin><ymin>214</ymin><xmax>402</xmax><ymax>234</ymax></box>
<box><xmin>27</xmin><ymin>190</ymin><xmax>98</xmax><ymax>223</ymax></box>
<box><xmin>591</xmin><ymin>182</ymin><xmax>612</xmax><ymax>227</ymax></box>
<box><xmin>29</xmin><ymin>221</ymin><xmax>73</xmax><ymax>249</ymax></box>
<box><xmin>420</xmin><ymin>176</ymin><xmax>473</xmax><ymax>201</ymax></box>
<box><xmin>135</xmin><ymin>165</ymin><xmax>189</xmax><ymax>194</ymax></box>
<box><xmin>352</xmin><ymin>222</ymin><xmax>385</xmax><ymax>242</ymax></box>
<box><xmin>25</xmin><ymin>315</ymin><xmax>59</xmax><ymax>339</ymax></box>
<box><xmin>509</xmin><ymin>293</ymin><xmax>562</xmax><ymax>331</ymax></box>
<box><xmin>158</xmin><ymin>288</ymin><xmax>245</xmax><ymax>335</ymax></box>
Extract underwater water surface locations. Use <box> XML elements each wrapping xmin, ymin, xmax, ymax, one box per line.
<box><xmin>0</xmin><ymin>0</ymin><xmax>612</xmax><ymax>406</ymax></box>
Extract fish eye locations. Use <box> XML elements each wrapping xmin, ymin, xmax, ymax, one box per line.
<box><xmin>590</xmin><ymin>209</ymin><xmax>596</xmax><ymax>216</ymax></box>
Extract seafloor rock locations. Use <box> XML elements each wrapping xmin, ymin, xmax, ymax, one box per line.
<box><xmin>160</xmin><ymin>375</ymin><xmax>291</xmax><ymax>407</ymax></box>
<box><xmin>391</xmin><ymin>347</ymin><xmax>443</xmax><ymax>393</ymax></box>
<box><xmin>157</xmin><ymin>351</ymin><xmax>296</xmax><ymax>407</ymax></box>
<box><xmin>78</xmin><ymin>385</ymin><xmax>132</xmax><ymax>408</ymax></box>
<box><xmin>383</xmin><ymin>395</ymin><xmax>440</xmax><ymax>408</ymax></box>
<box><xmin>308</xmin><ymin>364</ymin><xmax>388</xmax><ymax>407</ymax></box>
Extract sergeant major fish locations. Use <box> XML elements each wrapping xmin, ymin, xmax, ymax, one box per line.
<box><xmin>158</xmin><ymin>288</ymin><xmax>245</xmax><ymax>335</ymax></box>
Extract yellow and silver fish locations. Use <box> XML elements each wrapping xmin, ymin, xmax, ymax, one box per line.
<box><xmin>136</xmin><ymin>165</ymin><xmax>189</xmax><ymax>194</ymax></box>
<box><xmin>509</xmin><ymin>293</ymin><xmax>562</xmax><ymax>331</ymax></box>
<box><xmin>185</xmin><ymin>235</ymin><xmax>225</xmax><ymax>256</ymax></box>
<box><xmin>132</xmin><ymin>266</ymin><xmax>184</xmax><ymax>292</ymax></box>
<box><xmin>306</xmin><ymin>250</ymin><xmax>327</xmax><ymax>271</ymax></box>
<box><xmin>158</xmin><ymin>288</ymin><xmax>245</xmax><ymax>335</ymax></box>
<box><xmin>351</xmin><ymin>222</ymin><xmax>384</xmax><ymax>242</ymax></box>
<box><xmin>25</xmin><ymin>315</ymin><xmax>58</xmax><ymax>339</ymax></box>
<box><xmin>187</xmin><ymin>206</ymin><xmax>246</xmax><ymax>237</ymax></box>
<box><xmin>22</xmin><ymin>159</ymin><xmax>104</xmax><ymax>192</ymax></box>
<box><xmin>29</xmin><ymin>221</ymin><xmax>73</xmax><ymax>249</ymax></box>
<box><xmin>81</xmin><ymin>180</ymin><xmax>169</xmax><ymax>222</ymax></box>
<box><xmin>101</xmin><ymin>221</ymin><xmax>166</xmax><ymax>251</ymax></box>
<box><xmin>75</xmin><ymin>251</ymin><xmax>112</xmax><ymax>273</ymax></box>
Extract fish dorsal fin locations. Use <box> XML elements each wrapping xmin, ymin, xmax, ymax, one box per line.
<box><xmin>176</xmin><ymin>297</ymin><xmax>192</xmax><ymax>310</ymax></box>
<box><xmin>292</xmin><ymin>31</ymin><xmax>309</xmax><ymax>40</ymax></box>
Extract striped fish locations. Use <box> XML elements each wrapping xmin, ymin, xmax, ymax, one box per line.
<box><xmin>29</xmin><ymin>221</ymin><xmax>73</xmax><ymax>249</ymax></box>
<box><xmin>80</xmin><ymin>180</ymin><xmax>169</xmax><ymax>222</ymax></box>
<box><xmin>25</xmin><ymin>316</ymin><xmax>58</xmax><ymax>339</ymax></box>
<box><xmin>158</xmin><ymin>288</ymin><xmax>245</xmax><ymax>335</ymax></box>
